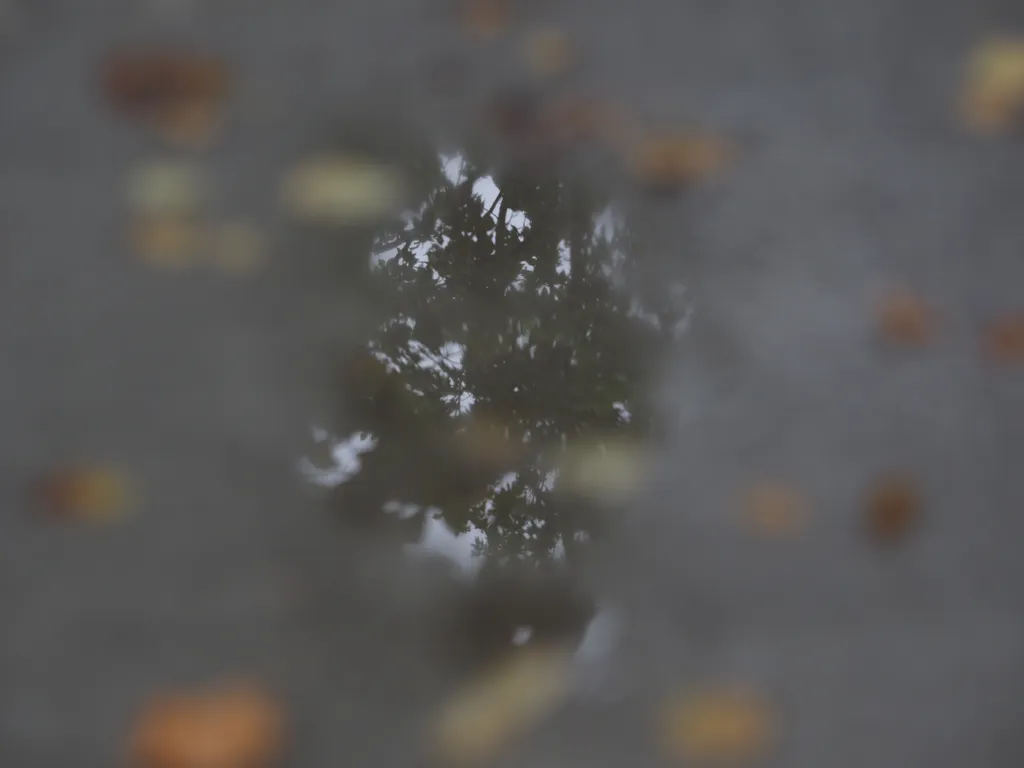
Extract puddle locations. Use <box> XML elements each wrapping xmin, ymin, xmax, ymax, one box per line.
<box><xmin>294</xmin><ymin>125</ymin><xmax>684</xmax><ymax>697</ymax></box>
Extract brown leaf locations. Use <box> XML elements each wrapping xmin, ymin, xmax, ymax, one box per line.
<box><xmin>542</xmin><ymin>98</ymin><xmax>634</xmax><ymax>149</ymax></box>
<box><xmin>876</xmin><ymin>290</ymin><xmax>936</xmax><ymax>346</ymax></box>
<box><xmin>983</xmin><ymin>313</ymin><xmax>1024</xmax><ymax>362</ymax></box>
<box><xmin>452</xmin><ymin>418</ymin><xmax>522</xmax><ymax>470</ymax></box>
<box><xmin>959</xmin><ymin>37</ymin><xmax>1024</xmax><ymax>136</ymax></box>
<box><xmin>523</xmin><ymin>28</ymin><xmax>574</xmax><ymax>79</ymax></box>
<box><xmin>34</xmin><ymin>466</ymin><xmax>131</xmax><ymax>521</ymax></box>
<box><xmin>101</xmin><ymin>50</ymin><xmax>229</xmax><ymax>121</ymax></box>
<box><xmin>463</xmin><ymin>0</ymin><xmax>507</xmax><ymax>41</ymax></box>
<box><xmin>131</xmin><ymin>217</ymin><xmax>202</xmax><ymax>270</ymax></box>
<box><xmin>743</xmin><ymin>482</ymin><xmax>808</xmax><ymax>537</ymax></box>
<box><xmin>629</xmin><ymin>134</ymin><xmax>731</xmax><ymax>194</ymax></box>
<box><xmin>434</xmin><ymin>646</ymin><xmax>572</xmax><ymax>764</ymax></box>
<box><xmin>155</xmin><ymin>99</ymin><xmax>223</xmax><ymax>150</ymax></box>
<box><xmin>865</xmin><ymin>474</ymin><xmax>921</xmax><ymax>545</ymax></box>
<box><xmin>487</xmin><ymin>86</ymin><xmax>545</xmax><ymax>143</ymax></box>
<box><xmin>129</xmin><ymin>682</ymin><xmax>284</xmax><ymax>768</ymax></box>
<box><xmin>660</xmin><ymin>688</ymin><xmax>775</xmax><ymax>762</ymax></box>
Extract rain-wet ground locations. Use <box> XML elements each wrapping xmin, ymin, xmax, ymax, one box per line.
<box><xmin>3</xmin><ymin>0</ymin><xmax>1024</xmax><ymax>766</ymax></box>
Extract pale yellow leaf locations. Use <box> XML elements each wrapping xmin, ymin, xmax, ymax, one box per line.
<box><xmin>127</xmin><ymin>162</ymin><xmax>209</xmax><ymax>216</ymax></box>
<box><xmin>560</xmin><ymin>438</ymin><xmax>649</xmax><ymax>503</ymax></box>
<box><xmin>523</xmin><ymin>28</ymin><xmax>574</xmax><ymax>78</ymax></box>
<box><xmin>434</xmin><ymin>646</ymin><xmax>572</xmax><ymax>764</ymax></box>
<box><xmin>280</xmin><ymin>156</ymin><xmax>405</xmax><ymax>225</ymax></box>
<box><xmin>209</xmin><ymin>221</ymin><xmax>267</xmax><ymax>277</ymax></box>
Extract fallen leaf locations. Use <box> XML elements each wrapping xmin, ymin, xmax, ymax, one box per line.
<box><xmin>452</xmin><ymin>418</ymin><xmax>521</xmax><ymax>469</ymax></box>
<box><xmin>560</xmin><ymin>438</ymin><xmax>649</xmax><ymax>503</ymax></box>
<box><xmin>209</xmin><ymin>221</ymin><xmax>267</xmax><ymax>277</ymax></box>
<box><xmin>463</xmin><ymin>0</ymin><xmax>506</xmax><ymax>41</ymax></box>
<box><xmin>101</xmin><ymin>50</ymin><xmax>229</xmax><ymax>120</ymax></box>
<box><xmin>434</xmin><ymin>645</ymin><xmax>572</xmax><ymax>764</ymax></box>
<box><xmin>280</xmin><ymin>156</ymin><xmax>406</xmax><ymax>225</ymax></box>
<box><xmin>423</xmin><ymin>51</ymin><xmax>471</xmax><ymax>97</ymax></box>
<box><xmin>129</xmin><ymin>682</ymin><xmax>284</xmax><ymax>768</ymax></box>
<box><xmin>542</xmin><ymin>98</ymin><xmax>634</xmax><ymax>149</ymax></box>
<box><xmin>523</xmin><ymin>28</ymin><xmax>574</xmax><ymax>78</ymax></box>
<box><xmin>34</xmin><ymin>466</ymin><xmax>131</xmax><ymax>521</ymax></box>
<box><xmin>983</xmin><ymin>313</ymin><xmax>1024</xmax><ymax>362</ymax></box>
<box><xmin>487</xmin><ymin>86</ymin><xmax>545</xmax><ymax>143</ymax></box>
<box><xmin>131</xmin><ymin>217</ymin><xmax>202</xmax><ymax>270</ymax></box>
<box><xmin>865</xmin><ymin>474</ymin><xmax>921</xmax><ymax>545</ymax></box>
<box><xmin>959</xmin><ymin>37</ymin><xmax>1024</xmax><ymax>136</ymax></box>
<box><xmin>743</xmin><ymin>482</ymin><xmax>808</xmax><ymax>536</ymax></box>
<box><xmin>660</xmin><ymin>689</ymin><xmax>774</xmax><ymax>762</ymax></box>
<box><xmin>876</xmin><ymin>289</ymin><xmax>936</xmax><ymax>346</ymax></box>
<box><xmin>629</xmin><ymin>134</ymin><xmax>731</xmax><ymax>193</ymax></box>
<box><xmin>127</xmin><ymin>162</ymin><xmax>209</xmax><ymax>217</ymax></box>
<box><xmin>155</xmin><ymin>99</ymin><xmax>223</xmax><ymax>150</ymax></box>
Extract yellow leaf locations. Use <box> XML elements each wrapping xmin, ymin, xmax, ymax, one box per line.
<box><xmin>280</xmin><ymin>156</ymin><xmax>406</xmax><ymax>225</ymax></box>
<box><xmin>434</xmin><ymin>646</ymin><xmax>572</xmax><ymax>764</ymax></box>
<box><xmin>209</xmin><ymin>221</ymin><xmax>267</xmax><ymax>277</ymax></box>
<box><xmin>960</xmin><ymin>37</ymin><xmax>1024</xmax><ymax>135</ymax></box>
<box><xmin>560</xmin><ymin>438</ymin><xmax>649</xmax><ymax>503</ymax></box>
<box><xmin>660</xmin><ymin>689</ymin><xmax>774</xmax><ymax>762</ymax></box>
<box><xmin>126</xmin><ymin>162</ymin><xmax>209</xmax><ymax>217</ymax></box>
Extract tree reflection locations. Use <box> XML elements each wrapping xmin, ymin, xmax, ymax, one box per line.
<box><xmin>327</xmin><ymin>144</ymin><xmax>686</xmax><ymax>572</ymax></box>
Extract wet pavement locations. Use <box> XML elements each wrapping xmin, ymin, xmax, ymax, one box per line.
<box><xmin>2</xmin><ymin>0</ymin><xmax>1024</xmax><ymax>766</ymax></box>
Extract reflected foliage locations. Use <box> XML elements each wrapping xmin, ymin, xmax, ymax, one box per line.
<box><xmin>330</xmin><ymin>143</ymin><xmax>684</xmax><ymax>569</ymax></box>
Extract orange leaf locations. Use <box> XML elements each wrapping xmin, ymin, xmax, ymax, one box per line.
<box><xmin>34</xmin><ymin>466</ymin><xmax>131</xmax><ymax>521</ymax></box>
<box><xmin>629</xmin><ymin>134</ymin><xmax>731</xmax><ymax>193</ymax></box>
<box><xmin>743</xmin><ymin>482</ymin><xmax>809</xmax><ymax>537</ymax></box>
<box><xmin>876</xmin><ymin>290</ymin><xmax>936</xmax><ymax>346</ymax></box>
<box><xmin>129</xmin><ymin>682</ymin><xmax>284</xmax><ymax>768</ymax></box>
<box><xmin>660</xmin><ymin>688</ymin><xmax>775</xmax><ymax>762</ymax></box>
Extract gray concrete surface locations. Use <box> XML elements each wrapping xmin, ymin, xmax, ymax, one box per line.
<box><xmin>2</xmin><ymin>0</ymin><xmax>1024</xmax><ymax>766</ymax></box>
